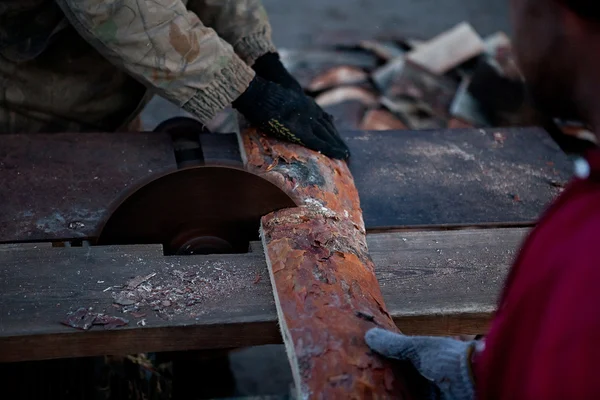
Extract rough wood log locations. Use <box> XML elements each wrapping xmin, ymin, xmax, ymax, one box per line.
<box><xmin>262</xmin><ymin>207</ymin><xmax>416</xmax><ymax>398</ymax></box>
<box><xmin>239</xmin><ymin>127</ymin><xmax>419</xmax><ymax>399</ymax></box>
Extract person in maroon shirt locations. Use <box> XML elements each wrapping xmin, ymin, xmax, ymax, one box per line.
<box><xmin>365</xmin><ymin>1</ymin><xmax>600</xmax><ymax>399</ymax></box>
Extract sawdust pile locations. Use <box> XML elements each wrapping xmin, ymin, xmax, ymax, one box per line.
<box><xmin>109</xmin><ymin>258</ymin><xmax>258</xmax><ymax>322</ymax></box>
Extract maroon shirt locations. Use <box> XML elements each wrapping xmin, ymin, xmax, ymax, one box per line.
<box><xmin>475</xmin><ymin>148</ymin><xmax>600</xmax><ymax>399</ymax></box>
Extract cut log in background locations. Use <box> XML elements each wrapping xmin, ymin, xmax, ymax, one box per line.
<box><xmin>239</xmin><ymin>126</ymin><xmax>422</xmax><ymax>399</ymax></box>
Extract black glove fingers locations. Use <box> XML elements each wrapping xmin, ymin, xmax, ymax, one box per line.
<box><xmin>310</xmin><ymin>101</ymin><xmax>348</xmax><ymax>149</ymax></box>
<box><xmin>299</xmin><ymin>133</ymin><xmax>348</xmax><ymax>159</ymax></box>
<box><xmin>313</xmin><ymin>116</ymin><xmax>350</xmax><ymax>158</ymax></box>
<box><xmin>318</xmin><ymin>113</ymin><xmax>347</xmax><ymax>148</ymax></box>
<box><xmin>233</xmin><ymin>75</ymin><xmax>349</xmax><ymax>159</ymax></box>
<box><xmin>252</xmin><ymin>52</ymin><xmax>304</xmax><ymax>93</ymax></box>
<box><xmin>309</xmin><ymin>122</ymin><xmax>350</xmax><ymax>159</ymax></box>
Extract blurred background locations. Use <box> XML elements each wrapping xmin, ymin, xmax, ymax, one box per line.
<box><xmin>141</xmin><ymin>0</ymin><xmax>513</xmax><ymax>134</ymax></box>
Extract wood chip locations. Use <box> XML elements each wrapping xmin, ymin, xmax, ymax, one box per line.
<box><xmin>406</xmin><ymin>22</ymin><xmax>485</xmax><ymax>75</ymax></box>
<box><xmin>372</xmin><ymin>56</ymin><xmax>406</xmax><ymax>92</ymax></box>
<box><xmin>358</xmin><ymin>39</ymin><xmax>405</xmax><ymax>61</ymax></box>
<box><xmin>360</xmin><ymin>109</ymin><xmax>407</xmax><ymax>130</ymax></box>
<box><xmin>387</xmin><ymin>62</ymin><xmax>458</xmax><ymax>118</ymax></box>
<box><xmin>380</xmin><ymin>97</ymin><xmax>445</xmax><ymax>130</ymax></box>
<box><xmin>315</xmin><ymin>86</ymin><xmax>379</xmax><ymax>108</ymax></box>
<box><xmin>127</xmin><ymin>272</ymin><xmax>156</xmax><ymax>289</ymax></box>
<box><xmin>557</xmin><ymin>122</ymin><xmax>598</xmax><ymax>144</ymax></box>
<box><xmin>307</xmin><ymin>66</ymin><xmax>368</xmax><ymax>92</ymax></box>
<box><xmin>449</xmin><ymin>78</ymin><xmax>490</xmax><ymax>127</ymax></box>
<box><xmin>448</xmin><ymin>118</ymin><xmax>474</xmax><ymax>129</ymax></box>
<box><xmin>494</xmin><ymin>132</ymin><xmax>507</xmax><ymax>144</ymax></box>
<box><xmin>278</xmin><ymin>48</ymin><xmax>378</xmax><ymax>89</ymax></box>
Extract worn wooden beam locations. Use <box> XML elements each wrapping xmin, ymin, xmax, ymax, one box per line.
<box><xmin>1</xmin><ymin>128</ymin><xmax>570</xmax><ymax>244</ymax></box>
<box><xmin>0</xmin><ymin>228</ymin><xmax>523</xmax><ymax>363</ymax></box>
<box><xmin>239</xmin><ymin>127</ymin><xmax>419</xmax><ymax>399</ymax></box>
<box><xmin>344</xmin><ymin>127</ymin><xmax>570</xmax><ymax>229</ymax></box>
<box><xmin>0</xmin><ymin>133</ymin><xmax>177</xmax><ymax>243</ymax></box>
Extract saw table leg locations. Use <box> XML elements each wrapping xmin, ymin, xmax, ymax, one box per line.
<box><xmin>239</xmin><ymin>126</ymin><xmax>423</xmax><ymax>399</ymax></box>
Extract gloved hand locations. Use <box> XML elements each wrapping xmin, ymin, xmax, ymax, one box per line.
<box><xmin>252</xmin><ymin>53</ymin><xmax>341</xmax><ymax>147</ymax></box>
<box><xmin>365</xmin><ymin>328</ymin><xmax>481</xmax><ymax>400</ymax></box>
<box><xmin>233</xmin><ymin>75</ymin><xmax>350</xmax><ymax>159</ymax></box>
<box><xmin>252</xmin><ymin>52</ymin><xmax>303</xmax><ymax>93</ymax></box>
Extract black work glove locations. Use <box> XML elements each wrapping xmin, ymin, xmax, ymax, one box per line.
<box><xmin>252</xmin><ymin>52</ymin><xmax>303</xmax><ymax>93</ymax></box>
<box><xmin>233</xmin><ymin>75</ymin><xmax>350</xmax><ymax>159</ymax></box>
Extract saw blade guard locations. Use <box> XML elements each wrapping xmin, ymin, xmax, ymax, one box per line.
<box><xmin>97</xmin><ymin>166</ymin><xmax>297</xmax><ymax>255</ymax></box>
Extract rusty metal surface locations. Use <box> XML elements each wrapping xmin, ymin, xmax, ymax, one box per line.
<box><xmin>98</xmin><ymin>166</ymin><xmax>297</xmax><ymax>254</ymax></box>
<box><xmin>0</xmin><ymin>133</ymin><xmax>177</xmax><ymax>242</ymax></box>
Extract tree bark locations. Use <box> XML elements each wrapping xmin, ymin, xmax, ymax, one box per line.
<box><xmin>240</xmin><ymin>127</ymin><xmax>419</xmax><ymax>399</ymax></box>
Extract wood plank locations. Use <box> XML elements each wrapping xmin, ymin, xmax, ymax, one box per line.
<box><xmin>0</xmin><ymin>228</ymin><xmax>524</xmax><ymax>362</ymax></box>
<box><xmin>343</xmin><ymin>127</ymin><xmax>571</xmax><ymax>229</ymax></box>
<box><xmin>0</xmin><ymin>133</ymin><xmax>177</xmax><ymax>243</ymax></box>
<box><xmin>406</xmin><ymin>22</ymin><xmax>484</xmax><ymax>75</ymax></box>
<box><xmin>360</xmin><ymin>109</ymin><xmax>408</xmax><ymax>131</ymax></box>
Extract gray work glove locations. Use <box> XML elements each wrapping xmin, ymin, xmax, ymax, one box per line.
<box><xmin>365</xmin><ymin>328</ymin><xmax>480</xmax><ymax>400</ymax></box>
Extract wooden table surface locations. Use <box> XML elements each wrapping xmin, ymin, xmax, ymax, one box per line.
<box><xmin>0</xmin><ymin>127</ymin><xmax>571</xmax><ymax>363</ymax></box>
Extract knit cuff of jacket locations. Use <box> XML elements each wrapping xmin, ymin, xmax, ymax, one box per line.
<box><xmin>233</xmin><ymin>28</ymin><xmax>278</xmax><ymax>66</ymax></box>
<box><xmin>182</xmin><ymin>56</ymin><xmax>255</xmax><ymax>123</ymax></box>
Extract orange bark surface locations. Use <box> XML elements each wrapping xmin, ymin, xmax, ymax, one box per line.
<box><xmin>241</xmin><ymin>128</ymin><xmax>421</xmax><ymax>399</ymax></box>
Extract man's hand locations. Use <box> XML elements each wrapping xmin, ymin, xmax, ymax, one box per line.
<box><xmin>252</xmin><ymin>52</ymin><xmax>304</xmax><ymax>93</ymax></box>
<box><xmin>233</xmin><ymin>75</ymin><xmax>350</xmax><ymax>159</ymax></box>
<box><xmin>365</xmin><ymin>328</ymin><xmax>480</xmax><ymax>400</ymax></box>
<box><xmin>252</xmin><ymin>52</ymin><xmax>341</xmax><ymax>146</ymax></box>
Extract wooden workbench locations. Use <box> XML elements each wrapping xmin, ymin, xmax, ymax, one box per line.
<box><xmin>0</xmin><ymin>127</ymin><xmax>572</xmax><ymax>397</ymax></box>
<box><xmin>0</xmin><ymin>228</ymin><xmax>526</xmax><ymax>362</ymax></box>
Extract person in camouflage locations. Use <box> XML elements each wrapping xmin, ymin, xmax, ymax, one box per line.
<box><xmin>0</xmin><ymin>0</ymin><xmax>349</xmax><ymax>159</ymax></box>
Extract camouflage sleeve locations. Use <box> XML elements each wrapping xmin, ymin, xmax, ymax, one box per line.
<box><xmin>55</xmin><ymin>0</ymin><xmax>256</xmax><ymax>123</ymax></box>
<box><xmin>187</xmin><ymin>0</ymin><xmax>277</xmax><ymax>65</ymax></box>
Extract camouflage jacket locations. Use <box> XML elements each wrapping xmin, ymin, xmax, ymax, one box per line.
<box><xmin>0</xmin><ymin>0</ymin><xmax>276</xmax><ymax>133</ymax></box>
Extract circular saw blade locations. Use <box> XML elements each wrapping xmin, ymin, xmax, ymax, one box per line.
<box><xmin>97</xmin><ymin>166</ymin><xmax>297</xmax><ymax>254</ymax></box>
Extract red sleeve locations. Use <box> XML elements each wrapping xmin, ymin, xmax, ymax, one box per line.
<box><xmin>475</xmin><ymin>179</ymin><xmax>600</xmax><ymax>400</ymax></box>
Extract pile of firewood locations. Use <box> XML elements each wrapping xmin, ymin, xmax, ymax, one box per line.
<box><xmin>184</xmin><ymin>22</ymin><xmax>595</xmax><ymax>149</ymax></box>
<box><xmin>280</xmin><ymin>22</ymin><xmax>535</xmax><ymax>132</ymax></box>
